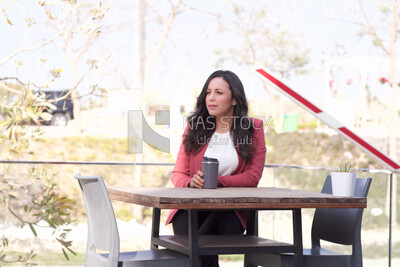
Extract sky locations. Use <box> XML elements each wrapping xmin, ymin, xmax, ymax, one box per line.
<box><xmin>1</xmin><ymin>0</ymin><xmax>400</xmax><ymax>169</ymax></box>
<box><xmin>0</xmin><ymin>0</ymin><xmax>398</xmax><ymax>117</ymax></box>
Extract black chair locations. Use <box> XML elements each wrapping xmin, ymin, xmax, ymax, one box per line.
<box><xmin>245</xmin><ymin>176</ymin><xmax>372</xmax><ymax>267</ymax></box>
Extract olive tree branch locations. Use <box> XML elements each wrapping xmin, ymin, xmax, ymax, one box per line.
<box><xmin>0</xmin><ymin>0</ymin><xmax>92</xmax><ymax>66</ymax></box>
<box><xmin>0</xmin><ymin>0</ymin><xmax>18</xmax><ymax>14</ymax></box>
<box><xmin>0</xmin><ymin>77</ymin><xmax>48</xmax><ymax>91</ymax></box>
<box><xmin>0</xmin><ymin>19</ymin><xmax>68</xmax><ymax>65</ymax></box>
<box><xmin>0</xmin><ymin>59</ymin><xmax>95</xmax><ymax>105</ymax></box>
<box><xmin>7</xmin><ymin>201</ymin><xmax>41</xmax><ymax>225</ymax></box>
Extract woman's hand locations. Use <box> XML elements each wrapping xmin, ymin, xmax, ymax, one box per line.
<box><xmin>189</xmin><ymin>170</ymin><xmax>204</xmax><ymax>188</ymax></box>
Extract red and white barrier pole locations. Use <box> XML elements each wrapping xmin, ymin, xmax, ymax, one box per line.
<box><xmin>253</xmin><ymin>64</ymin><xmax>400</xmax><ymax>171</ymax></box>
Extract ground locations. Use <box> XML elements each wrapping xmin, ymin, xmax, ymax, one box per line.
<box><xmin>1</xmin><ymin>121</ymin><xmax>399</xmax><ymax>266</ymax></box>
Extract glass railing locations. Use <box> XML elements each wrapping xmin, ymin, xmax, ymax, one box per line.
<box><xmin>0</xmin><ymin>160</ymin><xmax>397</xmax><ymax>267</ymax></box>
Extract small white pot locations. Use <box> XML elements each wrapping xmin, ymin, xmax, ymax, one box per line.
<box><xmin>331</xmin><ymin>172</ymin><xmax>356</xmax><ymax>196</ymax></box>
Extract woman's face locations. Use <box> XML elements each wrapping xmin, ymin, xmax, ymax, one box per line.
<box><xmin>205</xmin><ymin>77</ymin><xmax>236</xmax><ymax>119</ymax></box>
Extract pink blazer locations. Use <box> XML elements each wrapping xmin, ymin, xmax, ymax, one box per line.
<box><xmin>166</xmin><ymin>118</ymin><xmax>267</xmax><ymax>229</ymax></box>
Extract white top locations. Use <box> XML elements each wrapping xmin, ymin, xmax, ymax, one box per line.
<box><xmin>204</xmin><ymin>131</ymin><xmax>239</xmax><ymax>176</ymax></box>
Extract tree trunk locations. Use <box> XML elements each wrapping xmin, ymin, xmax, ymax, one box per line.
<box><xmin>132</xmin><ymin>0</ymin><xmax>146</xmax><ymax>222</ymax></box>
<box><xmin>131</xmin><ymin>0</ymin><xmax>182</xmax><ymax>221</ymax></box>
<box><xmin>141</xmin><ymin>0</ymin><xmax>182</xmax><ymax>115</ymax></box>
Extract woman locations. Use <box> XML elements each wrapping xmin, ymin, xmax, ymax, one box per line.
<box><xmin>166</xmin><ymin>70</ymin><xmax>266</xmax><ymax>266</ymax></box>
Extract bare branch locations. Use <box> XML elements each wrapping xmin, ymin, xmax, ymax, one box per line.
<box><xmin>2</xmin><ymin>1</ymin><xmax>106</xmax><ymax>67</ymax></box>
<box><xmin>7</xmin><ymin>201</ymin><xmax>40</xmax><ymax>225</ymax></box>
<box><xmin>0</xmin><ymin>60</ymin><xmax>95</xmax><ymax>104</ymax></box>
<box><xmin>0</xmin><ymin>30</ymin><xmax>65</xmax><ymax>65</ymax></box>
<box><xmin>181</xmin><ymin>2</ymin><xmax>220</xmax><ymax>19</ymax></box>
<box><xmin>358</xmin><ymin>0</ymin><xmax>390</xmax><ymax>55</ymax></box>
<box><xmin>0</xmin><ymin>0</ymin><xmax>18</xmax><ymax>13</ymax></box>
<box><xmin>37</xmin><ymin>62</ymin><xmax>96</xmax><ymax>103</ymax></box>
<box><xmin>0</xmin><ymin>83</ymin><xmax>24</xmax><ymax>95</ymax></box>
<box><xmin>0</xmin><ymin>77</ymin><xmax>48</xmax><ymax>91</ymax></box>
<box><xmin>0</xmin><ymin>2</ymin><xmax>71</xmax><ymax>66</ymax></box>
<box><xmin>146</xmin><ymin>1</ymin><xmax>165</xmax><ymax>23</ymax></box>
<box><xmin>244</xmin><ymin>8</ymin><xmax>257</xmax><ymax>65</ymax></box>
<box><xmin>164</xmin><ymin>34</ymin><xmax>203</xmax><ymax>72</ymax></box>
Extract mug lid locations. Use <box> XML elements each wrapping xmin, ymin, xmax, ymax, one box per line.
<box><xmin>202</xmin><ymin>156</ymin><xmax>219</xmax><ymax>163</ymax></box>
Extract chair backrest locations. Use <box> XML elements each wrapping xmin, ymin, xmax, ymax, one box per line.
<box><xmin>311</xmin><ymin>176</ymin><xmax>372</xmax><ymax>247</ymax></box>
<box><xmin>75</xmin><ymin>173</ymin><xmax>119</xmax><ymax>264</ymax></box>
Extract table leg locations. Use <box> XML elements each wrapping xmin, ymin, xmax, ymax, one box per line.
<box><xmin>246</xmin><ymin>210</ymin><xmax>258</xmax><ymax>236</ymax></box>
<box><xmin>292</xmin><ymin>209</ymin><xmax>304</xmax><ymax>267</ymax></box>
<box><xmin>188</xmin><ymin>210</ymin><xmax>200</xmax><ymax>267</ymax></box>
<box><xmin>150</xmin><ymin>207</ymin><xmax>160</xmax><ymax>250</ymax></box>
<box><xmin>244</xmin><ymin>210</ymin><xmax>258</xmax><ymax>267</ymax></box>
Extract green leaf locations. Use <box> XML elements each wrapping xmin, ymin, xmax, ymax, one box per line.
<box><xmin>26</xmin><ymin>110</ymin><xmax>39</xmax><ymax>122</ymax></box>
<box><xmin>62</xmin><ymin>248</ymin><xmax>69</xmax><ymax>260</ymax></box>
<box><xmin>40</xmin><ymin>112</ymin><xmax>52</xmax><ymax>121</ymax></box>
<box><xmin>24</xmin><ymin>204</ymin><xmax>29</xmax><ymax>212</ymax></box>
<box><xmin>0</xmin><ymin>119</ymin><xmax>8</xmax><ymax>126</ymax></box>
<box><xmin>378</xmin><ymin>4</ymin><xmax>391</xmax><ymax>14</ymax></box>
<box><xmin>338</xmin><ymin>162</ymin><xmax>353</xmax><ymax>172</ymax></box>
<box><xmin>37</xmin><ymin>102</ymin><xmax>57</xmax><ymax>110</ymax></box>
<box><xmin>29</xmin><ymin>224</ymin><xmax>37</xmax><ymax>237</ymax></box>
<box><xmin>8</xmin><ymin>126</ymin><xmax>13</xmax><ymax>140</ymax></box>
<box><xmin>44</xmin><ymin>218</ymin><xmax>56</xmax><ymax>228</ymax></box>
<box><xmin>66</xmin><ymin>247</ymin><xmax>77</xmax><ymax>256</ymax></box>
<box><xmin>372</xmin><ymin>37</ymin><xmax>383</xmax><ymax>48</ymax></box>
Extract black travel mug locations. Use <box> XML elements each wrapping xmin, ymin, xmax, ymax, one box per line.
<box><xmin>202</xmin><ymin>157</ymin><xmax>219</xmax><ymax>189</ymax></box>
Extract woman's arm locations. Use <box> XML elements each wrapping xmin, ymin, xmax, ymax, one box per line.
<box><xmin>218</xmin><ymin>119</ymin><xmax>266</xmax><ymax>187</ymax></box>
<box><xmin>171</xmin><ymin>127</ymin><xmax>192</xmax><ymax>188</ymax></box>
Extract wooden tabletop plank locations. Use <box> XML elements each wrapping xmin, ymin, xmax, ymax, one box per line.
<box><xmin>107</xmin><ymin>186</ymin><xmax>367</xmax><ymax>209</ymax></box>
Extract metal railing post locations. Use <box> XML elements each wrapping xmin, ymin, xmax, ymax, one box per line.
<box><xmin>389</xmin><ymin>172</ymin><xmax>393</xmax><ymax>267</ymax></box>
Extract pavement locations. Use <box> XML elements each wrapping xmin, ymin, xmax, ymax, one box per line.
<box><xmin>9</xmin><ymin>258</ymin><xmax>399</xmax><ymax>266</ymax></box>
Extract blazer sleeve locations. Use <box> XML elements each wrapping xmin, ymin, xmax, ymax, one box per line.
<box><xmin>171</xmin><ymin>126</ymin><xmax>192</xmax><ymax>188</ymax></box>
<box><xmin>218</xmin><ymin>119</ymin><xmax>266</xmax><ymax>187</ymax></box>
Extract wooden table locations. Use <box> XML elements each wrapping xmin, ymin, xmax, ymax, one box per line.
<box><xmin>108</xmin><ymin>187</ymin><xmax>367</xmax><ymax>267</ymax></box>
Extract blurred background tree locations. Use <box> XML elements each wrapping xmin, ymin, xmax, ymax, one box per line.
<box><xmin>215</xmin><ymin>2</ymin><xmax>310</xmax><ymax>131</ymax></box>
<box><xmin>358</xmin><ymin>0</ymin><xmax>399</xmax><ymax>225</ymax></box>
<box><xmin>130</xmin><ymin>0</ymin><xmax>183</xmax><ymax>221</ymax></box>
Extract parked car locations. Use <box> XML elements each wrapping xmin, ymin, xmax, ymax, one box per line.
<box><xmin>41</xmin><ymin>90</ymin><xmax>74</xmax><ymax>126</ymax></box>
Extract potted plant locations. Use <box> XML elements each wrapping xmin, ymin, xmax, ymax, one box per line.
<box><xmin>331</xmin><ymin>163</ymin><xmax>356</xmax><ymax>196</ymax></box>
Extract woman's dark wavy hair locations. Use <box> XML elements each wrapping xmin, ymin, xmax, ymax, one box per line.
<box><xmin>183</xmin><ymin>70</ymin><xmax>255</xmax><ymax>161</ymax></box>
